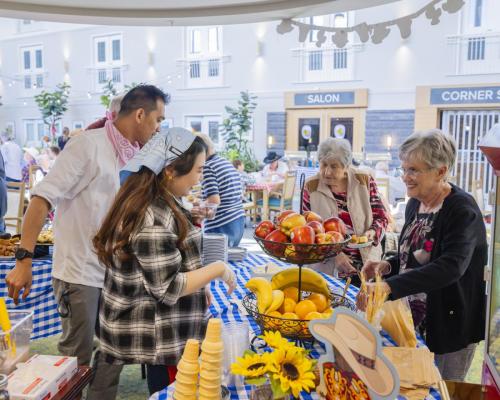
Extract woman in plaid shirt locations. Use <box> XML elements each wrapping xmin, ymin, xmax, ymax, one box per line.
<box><xmin>93</xmin><ymin>128</ymin><xmax>236</xmax><ymax>395</ymax></box>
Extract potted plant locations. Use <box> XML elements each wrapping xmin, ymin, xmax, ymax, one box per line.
<box><xmin>34</xmin><ymin>82</ymin><xmax>70</xmax><ymax>144</ymax></box>
<box><xmin>220</xmin><ymin>91</ymin><xmax>260</xmax><ymax>172</ymax></box>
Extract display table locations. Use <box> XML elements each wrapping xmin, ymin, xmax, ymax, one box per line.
<box><xmin>150</xmin><ymin>253</ymin><xmax>441</xmax><ymax>400</ymax></box>
<box><xmin>0</xmin><ymin>256</ymin><xmax>61</xmax><ymax>340</ymax></box>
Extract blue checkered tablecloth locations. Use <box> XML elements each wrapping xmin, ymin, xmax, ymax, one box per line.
<box><xmin>0</xmin><ymin>257</ymin><xmax>61</xmax><ymax>340</ymax></box>
<box><xmin>150</xmin><ymin>253</ymin><xmax>440</xmax><ymax>400</ymax></box>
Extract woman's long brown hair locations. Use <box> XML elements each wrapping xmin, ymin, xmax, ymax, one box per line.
<box><xmin>93</xmin><ymin>136</ymin><xmax>207</xmax><ymax>269</ymax></box>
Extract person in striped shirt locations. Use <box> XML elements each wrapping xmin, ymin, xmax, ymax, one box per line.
<box><xmin>198</xmin><ymin>134</ymin><xmax>245</xmax><ymax>247</ymax></box>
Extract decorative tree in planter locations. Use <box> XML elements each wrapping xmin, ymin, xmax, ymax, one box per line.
<box><xmin>220</xmin><ymin>91</ymin><xmax>259</xmax><ymax>172</ymax></box>
<box><xmin>34</xmin><ymin>82</ymin><xmax>70</xmax><ymax>144</ymax></box>
<box><xmin>99</xmin><ymin>79</ymin><xmax>118</xmax><ymax>109</ymax></box>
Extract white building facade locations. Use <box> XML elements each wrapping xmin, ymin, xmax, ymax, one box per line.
<box><xmin>0</xmin><ymin>0</ymin><xmax>499</xmax><ymax>191</ymax></box>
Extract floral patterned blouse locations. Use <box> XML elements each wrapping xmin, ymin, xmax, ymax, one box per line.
<box><xmin>398</xmin><ymin>206</ymin><xmax>441</xmax><ymax>327</ymax></box>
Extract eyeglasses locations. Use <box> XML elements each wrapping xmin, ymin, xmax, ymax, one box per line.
<box><xmin>397</xmin><ymin>167</ymin><xmax>434</xmax><ymax>178</ymax></box>
<box><xmin>57</xmin><ymin>289</ymin><xmax>71</xmax><ymax>318</ymax></box>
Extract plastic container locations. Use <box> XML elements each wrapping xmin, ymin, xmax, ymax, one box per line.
<box><xmin>0</xmin><ymin>310</ymin><xmax>33</xmax><ymax>374</ymax></box>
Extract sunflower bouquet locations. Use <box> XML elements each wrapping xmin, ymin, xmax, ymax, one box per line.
<box><xmin>231</xmin><ymin>331</ymin><xmax>317</xmax><ymax>399</ymax></box>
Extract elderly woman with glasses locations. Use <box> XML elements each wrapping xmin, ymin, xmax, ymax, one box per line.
<box><xmin>302</xmin><ymin>138</ymin><xmax>388</xmax><ymax>279</ymax></box>
<box><xmin>358</xmin><ymin>129</ymin><xmax>487</xmax><ymax>381</ymax></box>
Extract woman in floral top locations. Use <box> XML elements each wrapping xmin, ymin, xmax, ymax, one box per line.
<box><xmin>302</xmin><ymin>138</ymin><xmax>388</xmax><ymax>282</ymax></box>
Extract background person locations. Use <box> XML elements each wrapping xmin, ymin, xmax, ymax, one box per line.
<box><xmin>198</xmin><ymin>134</ymin><xmax>245</xmax><ymax>247</ymax></box>
<box><xmin>1</xmin><ymin>133</ymin><xmax>23</xmax><ymax>183</ymax></box>
<box><xmin>303</xmin><ymin>138</ymin><xmax>388</xmax><ymax>280</ymax></box>
<box><xmin>262</xmin><ymin>151</ymin><xmax>288</xmax><ymax>178</ymax></box>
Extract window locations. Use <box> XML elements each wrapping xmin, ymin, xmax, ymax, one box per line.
<box><xmin>208</xmin><ymin>28</ymin><xmax>219</xmax><ymax>53</ymax></box>
<box><xmin>467</xmin><ymin>37</ymin><xmax>486</xmax><ymax>60</ymax></box>
<box><xmin>474</xmin><ymin>0</ymin><xmax>483</xmax><ymax>27</ymax></box>
<box><xmin>73</xmin><ymin>121</ymin><xmax>84</xmax><ymax>130</ymax></box>
<box><xmin>190</xmin><ymin>29</ymin><xmax>202</xmax><ymax>54</ymax></box>
<box><xmin>309</xmin><ymin>51</ymin><xmax>323</xmax><ymax>71</ymax></box>
<box><xmin>20</xmin><ymin>45</ymin><xmax>43</xmax><ymax>89</ymax></box>
<box><xmin>208</xmin><ymin>59</ymin><xmax>220</xmax><ymax>77</ymax></box>
<box><xmin>190</xmin><ymin>61</ymin><xmax>201</xmax><ymax>78</ymax></box>
<box><xmin>333</xmin><ymin>49</ymin><xmax>348</xmax><ymax>69</ymax></box>
<box><xmin>24</xmin><ymin>119</ymin><xmax>45</xmax><ymax>144</ymax></box>
<box><xmin>93</xmin><ymin>34</ymin><xmax>123</xmax><ymax>90</ymax></box>
<box><xmin>185</xmin><ymin>115</ymin><xmax>223</xmax><ymax>148</ymax></box>
<box><xmin>185</xmin><ymin>26</ymin><xmax>224</xmax><ymax>88</ymax></box>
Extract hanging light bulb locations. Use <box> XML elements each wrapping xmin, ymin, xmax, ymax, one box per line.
<box><xmin>276</xmin><ymin>19</ymin><xmax>294</xmax><ymax>34</ymax></box>
<box><xmin>87</xmin><ymin>92</ymin><xmax>92</xmax><ymax>99</ymax></box>
<box><xmin>354</xmin><ymin>23</ymin><xmax>370</xmax><ymax>43</ymax></box>
<box><xmin>315</xmin><ymin>30</ymin><xmax>326</xmax><ymax>48</ymax></box>
<box><xmin>298</xmin><ymin>24</ymin><xmax>311</xmax><ymax>42</ymax></box>
<box><xmin>442</xmin><ymin>0</ymin><xmax>465</xmax><ymax>13</ymax></box>
<box><xmin>332</xmin><ymin>30</ymin><xmax>348</xmax><ymax>48</ymax></box>
<box><xmin>371</xmin><ymin>23</ymin><xmax>390</xmax><ymax>44</ymax></box>
<box><xmin>396</xmin><ymin>17</ymin><xmax>412</xmax><ymax>39</ymax></box>
<box><xmin>425</xmin><ymin>3</ymin><xmax>442</xmax><ymax>25</ymax></box>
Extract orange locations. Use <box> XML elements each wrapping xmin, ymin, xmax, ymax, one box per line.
<box><xmin>307</xmin><ymin>293</ymin><xmax>329</xmax><ymax>312</ymax></box>
<box><xmin>282</xmin><ymin>287</ymin><xmax>299</xmax><ymax>302</ymax></box>
<box><xmin>322</xmin><ymin>308</ymin><xmax>333</xmax><ymax>319</ymax></box>
<box><xmin>281</xmin><ymin>312</ymin><xmax>299</xmax><ymax>320</ymax></box>
<box><xmin>304</xmin><ymin>311</ymin><xmax>323</xmax><ymax>320</ymax></box>
<box><xmin>267</xmin><ymin>310</ymin><xmax>282</xmax><ymax>318</ymax></box>
<box><xmin>279</xmin><ymin>298</ymin><xmax>296</xmax><ymax>314</ymax></box>
<box><xmin>294</xmin><ymin>300</ymin><xmax>317</xmax><ymax>320</ymax></box>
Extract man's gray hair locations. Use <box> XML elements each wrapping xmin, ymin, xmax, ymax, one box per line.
<box><xmin>196</xmin><ymin>132</ymin><xmax>215</xmax><ymax>156</ymax></box>
<box><xmin>317</xmin><ymin>137</ymin><xmax>352</xmax><ymax>167</ymax></box>
<box><xmin>399</xmin><ymin>129</ymin><xmax>456</xmax><ymax>179</ymax></box>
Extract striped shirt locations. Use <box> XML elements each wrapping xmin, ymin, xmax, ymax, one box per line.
<box><xmin>202</xmin><ymin>154</ymin><xmax>244</xmax><ymax>230</ymax></box>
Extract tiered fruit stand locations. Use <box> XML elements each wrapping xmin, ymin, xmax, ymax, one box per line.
<box><xmin>243</xmin><ymin>174</ymin><xmax>356</xmax><ymax>342</ymax></box>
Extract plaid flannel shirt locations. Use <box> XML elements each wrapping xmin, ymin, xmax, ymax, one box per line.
<box><xmin>99</xmin><ymin>197</ymin><xmax>208</xmax><ymax>365</ymax></box>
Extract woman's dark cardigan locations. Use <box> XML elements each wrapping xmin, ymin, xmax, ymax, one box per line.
<box><xmin>386</xmin><ymin>184</ymin><xmax>487</xmax><ymax>354</ymax></box>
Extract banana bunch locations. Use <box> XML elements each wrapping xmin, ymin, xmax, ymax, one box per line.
<box><xmin>271</xmin><ymin>267</ymin><xmax>331</xmax><ymax>299</ymax></box>
<box><xmin>245</xmin><ymin>277</ymin><xmax>274</xmax><ymax>314</ymax></box>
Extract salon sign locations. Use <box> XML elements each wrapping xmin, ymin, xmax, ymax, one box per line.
<box><xmin>430</xmin><ymin>86</ymin><xmax>500</xmax><ymax>105</ymax></box>
<box><xmin>294</xmin><ymin>91</ymin><xmax>355</xmax><ymax>106</ymax></box>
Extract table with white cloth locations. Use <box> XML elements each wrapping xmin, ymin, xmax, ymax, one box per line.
<box><xmin>150</xmin><ymin>253</ymin><xmax>441</xmax><ymax>400</ymax></box>
<box><xmin>0</xmin><ymin>256</ymin><xmax>62</xmax><ymax>340</ymax></box>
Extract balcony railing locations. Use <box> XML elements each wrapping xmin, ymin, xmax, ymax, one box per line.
<box><xmin>447</xmin><ymin>33</ymin><xmax>500</xmax><ymax>75</ymax></box>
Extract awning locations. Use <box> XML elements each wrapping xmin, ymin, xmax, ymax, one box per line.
<box><xmin>0</xmin><ymin>0</ymin><xmax>401</xmax><ymax>25</ymax></box>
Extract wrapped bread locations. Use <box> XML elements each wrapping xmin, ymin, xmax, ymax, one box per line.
<box><xmin>381</xmin><ymin>299</ymin><xmax>417</xmax><ymax>348</ymax></box>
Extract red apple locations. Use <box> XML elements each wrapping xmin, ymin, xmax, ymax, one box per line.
<box><xmin>275</xmin><ymin>210</ymin><xmax>297</xmax><ymax>227</ymax></box>
<box><xmin>280</xmin><ymin>213</ymin><xmax>307</xmax><ymax>236</ymax></box>
<box><xmin>306</xmin><ymin>221</ymin><xmax>325</xmax><ymax>235</ymax></box>
<box><xmin>304</xmin><ymin>211</ymin><xmax>322</xmax><ymax>223</ymax></box>
<box><xmin>290</xmin><ymin>226</ymin><xmax>315</xmax><ymax>245</ymax></box>
<box><xmin>255</xmin><ymin>220</ymin><xmax>275</xmax><ymax>239</ymax></box>
<box><xmin>323</xmin><ymin>217</ymin><xmax>346</xmax><ymax>235</ymax></box>
<box><xmin>264</xmin><ymin>229</ymin><xmax>288</xmax><ymax>257</ymax></box>
<box><xmin>327</xmin><ymin>231</ymin><xmax>345</xmax><ymax>243</ymax></box>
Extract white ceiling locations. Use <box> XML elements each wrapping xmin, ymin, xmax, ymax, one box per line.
<box><xmin>0</xmin><ymin>0</ymin><xmax>401</xmax><ymax>25</ymax></box>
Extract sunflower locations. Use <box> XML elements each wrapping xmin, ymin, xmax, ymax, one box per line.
<box><xmin>260</xmin><ymin>330</ymin><xmax>294</xmax><ymax>350</ymax></box>
<box><xmin>268</xmin><ymin>347</ymin><xmax>317</xmax><ymax>398</ymax></box>
<box><xmin>231</xmin><ymin>352</ymin><xmax>271</xmax><ymax>378</ymax></box>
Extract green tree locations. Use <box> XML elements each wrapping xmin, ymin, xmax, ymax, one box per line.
<box><xmin>99</xmin><ymin>79</ymin><xmax>118</xmax><ymax>109</ymax></box>
<box><xmin>220</xmin><ymin>91</ymin><xmax>259</xmax><ymax>172</ymax></box>
<box><xmin>34</xmin><ymin>82</ymin><xmax>70</xmax><ymax>143</ymax></box>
